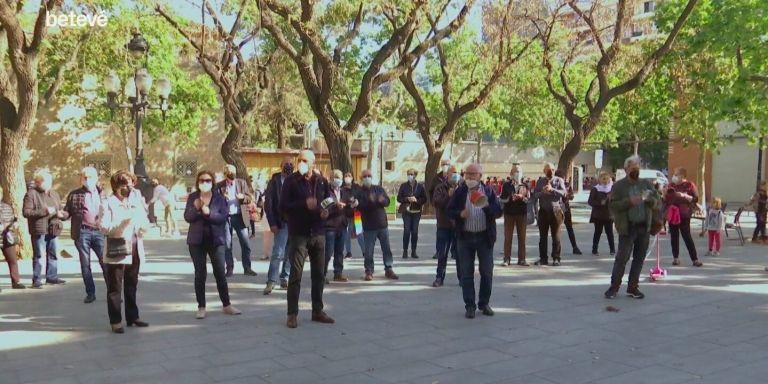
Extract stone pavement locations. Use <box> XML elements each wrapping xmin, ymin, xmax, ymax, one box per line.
<box><xmin>2</xmin><ymin>214</ymin><xmax>768</xmax><ymax>384</ymax></box>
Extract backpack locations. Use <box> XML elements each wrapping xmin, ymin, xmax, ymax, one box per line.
<box><xmin>666</xmin><ymin>204</ymin><xmax>681</xmax><ymax>225</ymax></box>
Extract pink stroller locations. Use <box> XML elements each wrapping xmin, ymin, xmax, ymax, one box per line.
<box><xmin>649</xmin><ymin>234</ymin><xmax>667</xmax><ymax>281</ymax></box>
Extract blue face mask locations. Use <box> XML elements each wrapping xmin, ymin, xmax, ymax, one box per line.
<box><xmin>333</xmin><ymin>179</ymin><xmax>343</xmax><ymax>188</ymax></box>
<box><xmin>449</xmin><ymin>173</ymin><xmax>461</xmax><ymax>185</ymax></box>
<box><xmin>362</xmin><ymin>177</ymin><xmax>373</xmax><ymax>187</ymax></box>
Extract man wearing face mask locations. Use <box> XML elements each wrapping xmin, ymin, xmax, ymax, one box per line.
<box><xmin>341</xmin><ymin>172</ymin><xmax>364</xmax><ymax>259</ymax></box>
<box><xmin>500</xmin><ymin>165</ymin><xmax>531</xmax><ymax>266</ymax></box>
<box><xmin>532</xmin><ymin>163</ymin><xmax>568</xmax><ymax>266</ymax></box>
<box><xmin>217</xmin><ymin>164</ymin><xmax>256</xmax><ymax>277</ymax></box>
<box><xmin>605</xmin><ymin>155</ymin><xmax>660</xmax><ymax>299</ymax></box>
<box><xmin>61</xmin><ymin>167</ymin><xmax>106</xmax><ymax>303</ymax></box>
<box><xmin>280</xmin><ymin>150</ymin><xmax>335</xmax><ymax>328</ymax></box>
<box><xmin>432</xmin><ymin>165</ymin><xmax>461</xmax><ymax>287</ymax></box>
<box><xmin>263</xmin><ymin>156</ymin><xmax>294</xmax><ymax>295</ymax></box>
<box><xmin>323</xmin><ymin>169</ymin><xmax>349</xmax><ymax>283</ymax></box>
<box><xmin>356</xmin><ymin>169</ymin><xmax>399</xmax><ymax>281</ymax></box>
<box><xmin>397</xmin><ymin>169</ymin><xmax>428</xmax><ymax>259</ymax></box>
<box><xmin>429</xmin><ymin>159</ymin><xmax>453</xmax><ymax>259</ymax></box>
<box><xmin>447</xmin><ymin>163</ymin><xmax>503</xmax><ymax>318</ymax></box>
<box><xmin>23</xmin><ymin>170</ymin><xmax>66</xmax><ymax>288</ymax></box>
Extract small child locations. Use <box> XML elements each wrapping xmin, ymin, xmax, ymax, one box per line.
<box><xmin>704</xmin><ymin>197</ymin><xmax>727</xmax><ymax>256</ymax></box>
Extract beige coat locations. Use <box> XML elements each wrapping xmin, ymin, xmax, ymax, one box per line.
<box><xmin>99</xmin><ymin>194</ymin><xmax>149</xmax><ymax>265</ymax></box>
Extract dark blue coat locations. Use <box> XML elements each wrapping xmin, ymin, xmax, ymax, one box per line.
<box><xmin>184</xmin><ymin>191</ymin><xmax>229</xmax><ymax>246</ymax></box>
<box><xmin>446</xmin><ymin>182</ymin><xmax>503</xmax><ymax>244</ymax></box>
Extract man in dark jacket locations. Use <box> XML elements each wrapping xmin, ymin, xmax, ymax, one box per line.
<box><xmin>432</xmin><ymin>165</ymin><xmax>460</xmax><ymax>287</ymax></box>
<box><xmin>22</xmin><ymin>170</ymin><xmax>66</xmax><ymax>288</ymax></box>
<box><xmin>555</xmin><ymin>170</ymin><xmax>583</xmax><ymax>255</ymax></box>
<box><xmin>357</xmin><ymin>169</ymin><xmax>399</xmax><ymax>281</ymax></box>
<box><xmin>341</xmin><ymin>172</ymin><xmax>364</xmax><ymax>259</ymax></box>
<box><xmin>605</xmin><ymin>155</ymin><xmax>659</xmax><ymax>299</ymax></box>
<box><xmin>429</xmin><ymin>159</ymin><xmax>452</xmax><ymax>259</ymax></box>
<box><xmin>447</xmin><ymin>163</ymin><xmax>503</xmax><ymax>319</ymax></box>
<box><xmin>217</xmin><ymin>164</ymin><xmax>255</xmax><ymax>277</ymax></box>
<box><xmin>500</xmin><ymin>166</ymin><xmax>531</xmax><ymax>266</ymax></box>
<box><xmin>532</xmin><ymin>163</ymin><xmax>568</xmax><ymax>266</ymax></box>
<box><xmin>263</xmin><ymin>156</ymin><xmax>293</xmax><ymax>295</ymax></box>
<box><xmin>324</xmin><ymin>170</ymin><xmax>349</xmax><ymax>283</ymax></box>
<box><xmin>61</xmin><ymin>167</ymin><xmax>105</xmax><ymax>303</ymax></box>
<box><xmin>280</xmin><ymin>150</ymin><xmax>335</xmax><ymax>328</ymax></box>
<box><xmin>397</xmin><ymin>168</ymin><xmax>428</xmax><ymax>259</ymax></box>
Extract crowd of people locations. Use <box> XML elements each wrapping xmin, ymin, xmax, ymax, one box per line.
<box><xmin>2</xmin><ymin>151</ymin><xmax>768</xmax><ymax>331</ymax></box>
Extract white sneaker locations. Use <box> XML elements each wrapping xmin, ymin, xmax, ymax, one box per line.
<box><xmin>196</xmin><ymin>308</ymin><xmax>206</xmax><ymax>319</ymax></box>
<box><xmin>223</xmin><ymin>305</ymin><xmax>241</xmax><ymax>315</ymax></box>
<box><xmin>714</xmin><ymin>251</ymin><xmax>720</xmax><ymax>257</ymax></box>
<box><xmin>705</xmin><ymin>251</ymin><xmax>712</xmax><ymax>257</ymax></box>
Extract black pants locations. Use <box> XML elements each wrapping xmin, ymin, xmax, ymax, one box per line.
<box><xmin>669</xmin><ymin>217</ymin><xmax>698</xmax><ymax>261</ymax></box>
<box><xmin>592</xmin><ymin>220</ymin><xmax>615</xmax><ymax>254</ymax></box>
<box><xmin>564</xmin><ymin>210</ymin><xmax>579</xmax><ymax>251</ymax></box>
<box><xmin>189</xmin><ymin>243</ymin><xmax>230</xmax><ymax>308</ymax></box>
<box><xmin>287</xmin><ymin>234</ymin><xmax>325</xmax><ymax>316</ymax></box>
<box><xmin>402</xmin><ymin>212</ymin><xmax>421</xmax><ymax>252</ymax></box>
<box><xmin>104</xmin><ymin>250</ymin><xmax>140</xmax><ymax>325</ymax></box>
<box><xmin>753</xmin><ymin>218</ymin><xmax>766</xmax><ymax>239</ymax></box>
<box><xmin>538</xmin><ymin>210</ymin><xmax>562</xmax><ymax>263</ymax></box>
<box><xmin>610</xmin><ymin>223</ymin><xmax>650</xmax><ymax>290</ymax></box>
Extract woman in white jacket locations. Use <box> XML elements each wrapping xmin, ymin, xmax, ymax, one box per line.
<box><xmin>100</xmin><ymin>170</ymin><xmax>150</xmax><ymax>334</ymax></box>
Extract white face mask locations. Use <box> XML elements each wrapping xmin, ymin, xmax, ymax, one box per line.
<box><xmin>333</xmin><ymin>179</ymin><xmax>343</xmax><ymax>188</ymax></box>
<box><xmin>84</xmin><ymin>179</ymin><xmax>98</xmax><ymax>191</ymax></box>
<box><xmin>344</xmin><ymin>177</ymin><xmax>352</xmax><ymax>185</ymax></box>
<box><xmin>198</xmin><ymin>182</ymin><xmax>213</xmax><ymax>193</ymax></box>
<box><xmin>671</xmin><ymin>175</ymin><xmax>680</xmax><ymax>184</ymax></box>
<box><xmin>362</xmin><ymin>177</ymin><xmax>373</xmax><ymax>187</ymax></box>
<box><xmin>298</xmin><ymin>162</ymin><xmax>310</xmax><ymax>175</ymax></box>
<box><xmin>465</xmin><ymin>179</ymin><xmax>479</xmax><ymax>189</ymax></box>
<box><xmin>408</xmin><ymin>175</ymin><xmax>415</xmax><ymax>182</ymax></box>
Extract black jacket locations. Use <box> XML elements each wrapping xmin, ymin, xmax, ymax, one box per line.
<box><xmin>432</xmin><ymin>181</ymin><xmax>456</xmax><ymax>229</ymax></box>
<box><xmin>324</xmin><ymin>187</ymin><xmax>347</xmax><ymax>231</ymax></box>
<box><xmin>397</xmin><ymin>181</ymin><xmax>427</xmax><ymax>214</ymax></box>
<box><xmin>499</xmin><ymin>181</ymin><xmax>529</xmax><ymax>216</ymax></box>
<box><xmin>446</xmin><ymin>182</ymin><xmax>503</xmax><ymax>244</ymax></box>
<box><xmin>279</xmin><ymin>172</ymin><xmax>332</xmax><ymax>237</ymax></box>
<box><xmin>588</xmin><ymin>186</ymin><xmax>613</xmax><ymax>222</ymax></box>
<box><xmin>356</xmin><ymin>185</ymin><xmax>390</xmax><ymax>231</ymax></box>
<box><xmin>265</xmin><ymin>172</ymin><xmax>288</xmax><ymax>228</ymax></box>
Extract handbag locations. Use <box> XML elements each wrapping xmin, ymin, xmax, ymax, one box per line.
<box><xmin>106</xmin><ymin>237</ymin><xmax>132</xmax><ymax>261</ymax></box>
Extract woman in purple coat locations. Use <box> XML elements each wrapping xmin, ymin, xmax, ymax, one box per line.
<box><xmin>185</xmin><ymin>170</ymin><xmax>241</xmax><ymax>319</ymax></box>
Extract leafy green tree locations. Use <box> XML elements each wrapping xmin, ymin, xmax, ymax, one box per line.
<box><xmin>258</xmin><ymin>0</ymin><xmax>474</xmax><ymax>172</ymax></box>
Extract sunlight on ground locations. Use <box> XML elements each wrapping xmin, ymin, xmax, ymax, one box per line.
<box><xmin>0</xmin><ymin>331</ymin><xmax>79</xmax><ymax>352</ymax></box>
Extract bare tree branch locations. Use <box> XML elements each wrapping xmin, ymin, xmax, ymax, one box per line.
<box><xmin>333</xmin><ymin>2</ymin><xmax>364</xmax><ymax>64</ymax></box>
<box><xmin>42</xmin><ymin>28</ymin><xmax>92</xmax><ymax>106</ymax></box>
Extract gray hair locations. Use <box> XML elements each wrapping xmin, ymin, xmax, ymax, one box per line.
<box><xmin>624</xmin><ymin>155</ymin><xmax>642</xmax><ymax>169</ymax></box>
<box><xmin>33</xmin><ymin>169</ymin><xmax>52</xmax><ymax>182</ymax></box>
<box><xmin>81</xmin><ymin>166</ymin><xmax>98</xmax><ymax>178</ymax></box>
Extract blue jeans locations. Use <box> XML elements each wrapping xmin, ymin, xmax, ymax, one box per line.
<box><xmin>324</xmin><ymin>230</ymin><xmax>345</xmax><ymax>276</ymax></box>
<box><xmin>267</xmin><ymin>225</ymin><xmax>290</xmax><ymax>283</ymax></box>
<box><xmin>457</xmin><ymin>232</ymin><xmax>494</xmax><ymax>309</ymax></box>
<box><xmin>345</xmin><ymin>220</ymin><xmax>365</xmax><ymax>255</ymax></box>
<box><xmin>225</xmin><ymin>215</ymin><xmax>252</xmax><ymax>271</ymax></box>
<box><xmin>402</xmin><ymin>212</ymin><xmax>421</xmax><ymax>251</ymax></box>
<box><xmin>363</xmin><ymin>228</ymin><xmax>394</xmax><ymax>274</ymax></box>
<box><xmin>31</xmin><ymin>234</ymin><xmax>58</xmax><ymax>283</ymax></box>
<box><xmin>435</xmin><ymin>227</ymin><xmax>459</xmax><ymax>282</ymax></box>
<box><xmin>76</xmin><ymin>228</ymin><xmax>105</xmax><ymax>296</ymax></box>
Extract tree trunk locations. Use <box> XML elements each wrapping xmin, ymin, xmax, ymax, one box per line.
<box><xmin>221</xmin><ymin>121</ymin><xmax>248</xmax><ymax>178</ymax></box>
<box><xmin>557</xmin><ymin>131</ymin><xmax>583</xmax><ymax>179</ymax></box>
<box><xmin>324</xmin><ymin>129</ymin><xmax>353</xmax><ymax>174</ymax></box>
<box><xmin>276</xmin><ymin>116</ymin><xmax>287</xmax><ymax>149</ymax></box>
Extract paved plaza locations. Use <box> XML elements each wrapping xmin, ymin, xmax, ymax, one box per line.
<box><xmin>2</xmin><ymin>210</ymin><xmax>768</xmax><ymax>384</ymax></box>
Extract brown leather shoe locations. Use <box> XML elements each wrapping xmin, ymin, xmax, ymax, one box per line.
<box><xmin>385</xmin><ymin>269</ymin><xmax>399</xmax><ymax>280</ymax></box>
<box><xmin>364</xmin><ymin>273</ymin><xmax>373</xmax><ymax>281</ymax></box>
<box><xmin>333</xmin><ymin>274</ymin><xmax>349</xmax><ymax>282</ymax></box>
<box><xmin>286</xmin><ymin>314</ymin><xmax>298</xmax><ymax>328</ymax></box>
<box><xmin>311</xmin><ymin>311</ymin><xmax>335</xmax><ymax>324</ymax></box>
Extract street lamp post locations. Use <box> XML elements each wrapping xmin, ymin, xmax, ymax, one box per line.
<box><xmin>103</xmin><ymin>31</ymin><xmax>171</xmax><ymax>190</ymax></box>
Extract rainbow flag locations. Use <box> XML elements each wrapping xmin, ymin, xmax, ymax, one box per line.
<box><xmin>353</xmin><ymin>210</ymin><xmax>364</xmax><ymax>236</ymax></box>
